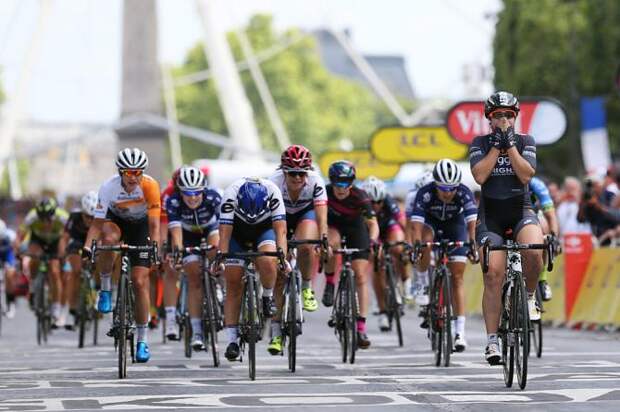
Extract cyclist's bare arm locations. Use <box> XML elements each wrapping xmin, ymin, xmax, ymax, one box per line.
<box><xmin>543</xmin><ymin>209</ymin><xmax>559</xmax><ymax>236</ymax></box>
<box><xmin>471</xmin><ymin>148</ymin><xmax>500</xmax><ymax>185</ymax></box>
<box><xmin>84</xmin><ymin>218</ymin><xmax>105</xmax><ymax>249</ymax></box>
<box><xmin>506</xmin><ymin>146</ymin><xmax>534</xmax><ymax>184</ymax></box>
<box><xmin>147</xmin><ymin>215</ymin><xmax>160</xmax><ymax>247</ymax></box>
<box><xmin>366</xmin><ymin>217</ymin><xmax>379</xmax><ymax>242</ymax></box>
<box><xmin>218</xmin><ymin>224</ymin><xmax>232</xmax><ymax>254</ymax></box>
<box><xmin>315</xmin><ymin>203</ymin><xmax>328</xmax><ymax>238</ymax></box>
<box><xmin>273</xmin><ymin>220</ymin><xmax>288</xmax><ymax>256</ymax></box>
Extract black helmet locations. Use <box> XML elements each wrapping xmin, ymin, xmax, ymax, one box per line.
<box><xmin>484</xmin><ymin>91</ymin><xmax>520</xmax><ymax>119</ymax></box>
<box><xmin>328</xmin><ymin>160</ymin><xmax>356</xmax><ymax>187</ymax></box>
<box><xmin>36</xmin><ymin>197</ymin><xmax>58</xmax><ymax>219</ymax></box>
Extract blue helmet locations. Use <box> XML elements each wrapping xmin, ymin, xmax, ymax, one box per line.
<box><xmin>328</xmin><ymin>160</ymin><xmax>356</xmax><ymax>187</ymax></box>
<box><xmin>237</xmin><ymin>179</ymin><xmax>269</xmax><ymax>222</ymax></box>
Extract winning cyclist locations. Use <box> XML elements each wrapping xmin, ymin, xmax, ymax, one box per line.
<box><xmin>323</xmin><ymin>161</ymin><xmax>379</xmax><ymax>349</ymax></box>
<box><xmin>469</xmin><ymin>91</ymin><xmax>543</xmax><ymax>365</ymax></box>
<box><xmin>529</xmin><ymin>176</ymin><xmax>559</xmax><ymax>301</ymax></box>
<box><xmin>362</xmin><ymin>176</ymin><xmax>408</xmax><ymax>332</ymax></box>
<box><xmin>407</xmin><ymin>159</ymin><xmax>478</xmax><ymax>352</ymax></box>
<box><xmin>83</xmin><ymin>148</ymin><xmax>161</xmax><ymax>363</ymax></box>
<box><xmin>217</xmin><ymin>177</ymin><xmax>287</xmax><ymax>361</ymax></box>
<box><xmin>267</xmin><ymin>145</ymin><xmax>327</xmax><ymax>355</ymax></box>
<box><xmin>18</xmin><ymin>197</ymin><xmax>69</xmax><ymax>329</ymax></box>
<box><xmin>60</xmin><ymin>191</ymin><xmax>98</xmax><ymax>329</ymax></box>
<box><xmin>165</xmin><ymin>166</ymin><xmax>221</xmax><ymax>350</ymax></box>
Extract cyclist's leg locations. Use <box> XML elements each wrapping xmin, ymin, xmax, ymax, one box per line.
<box><xmin>448</xmin><ymin>260</ymin><xmax>467</xmax><ymax>345</ymax></box>
<box><xmin>95</xmin><ymin>222</ymin><xmax>121</xmax><ymax>313</ymax></box>
<box><xmin>346</xmin><ymin>218</ymin><xmax>371</xmax><ymax>343</ymax></box>
<box><xmin>256</xmin><ymin>233</ymin><xmax>278</xmax><ymax>318</ymax></box>
<box><xmin>322</xmin><ymin>226</ymin><xmax>341</xmax><ymax>306</ymax></box>
<box><xmin>515</xmin><ymin>214</ymin><xmax>544</xmax><ymax>294</ymax></box>
<box><xmin>223</xmin><ymin>251</ymin><xmax>243</xmax><ymax>360</ymax></box>
<box><xmin>536</xmin><ymin>212</ymin><xmax>552</xmax><ymax>300</ymax></box>
<box><xmin>294</xmin><ymin>211</ymin><xmax>319</xmax><ymax>311</ymax></box>
<box><xmin>162</xmin><ymin>251</ymin><xmax>179</xmax><ymax>336</ymax></box>
<box><xmin>66</xmin><ymin>253</ymin><xmax>82</xmax><ymax>321</ymax></box>
<box><xmin>49</xmin><ymin>257</ymin><xmax>63</xmax><ymax>326</ymax></box>
<box><xmin>185</xmin><ymin>259</ymin><xmax>203</xmax><ymax>341</ymax></box>
<box><xmin>415</xmin><ymin>224</ymin><xmax>434</xmax><ymax>304</ymax></box>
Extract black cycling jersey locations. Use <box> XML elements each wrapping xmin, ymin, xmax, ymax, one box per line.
<box><xmin>469</xmin><ymin>132</ymin><xmax>537</xmax><ymax>200</ymax></box>
<box><xmin>326</xmin><ymin>184</ymin><xmax>375</xmax><ymax>224</ymax></box>
<box><xmin>65</xmin><ymin>211</ymin><xmax>89</xmax><ymax>242</ymax></box>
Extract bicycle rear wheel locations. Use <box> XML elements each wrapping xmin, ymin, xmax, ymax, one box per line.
<box><xmin>78</xmin><ymin>278</ymin><xmax>88</xmax><ymax>348</ymax></box>
<box><xmin>431</xmin><ymin>273</ymin><xmax>442</xmax><ymax>367</ymax></box>
<box><xmin>442</xmin><ymin>270</ymin><xmax>453</xmax><ymax>367</ymax></box>
<box><xmin>346</xmin><ymin>268</ymin><xmax>358</xmax><ymax>364</ymax></box>
<box><xmin>501</xmin><ymin>283</ymin><xmax>514</xmax><ymax>388</ymax></box>
<box><xmin>118</xmin><ymin>276</ymin><xmax>128</xmax><ymax>379</ymax></box>
<box><xmin>386</xmin><ymin>263</ymin><xmax>403</xmax><ymax>347</ymax></box>
<box><xmin>531</xmin><ymin>284</ymin><xmax>543</xmax><ymax>358</ymax></box>
<box><xmin>287</xmin><ymin>270</ymin><xmax>299</xmax><ymax>372</ymax></box>
<box><xmin>204</xmin><ymin>273</ymin><xmax>220</xmax><ymax>367</ymax></box>
<box><xmin>515</xmin><ymin>276</ymin><xmax>529</xmax><ymax>390</ymax></box>
<box><xmin>183</xmin><ymin>316</ymin><xmax>192</xmax><ymax>358</ymax></box>
<box><xmin>336</xmin><ymin>278</ymin><xmax>348</xmax><ymax>364</ymax></box>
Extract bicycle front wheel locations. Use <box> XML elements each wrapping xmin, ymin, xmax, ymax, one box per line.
<box><xmin>431</xmin><ymin>272</ymin><xmax>442</xmax><ymax>367</ymax></box>
<box><xmin>335</xmin><ymin>278</ymin><xmax>348</xmax><ymax>364</ymax></box>
<box><xmin>287</xmin><ymin>270</ymin><xmax>299</xmax><ymax>372</ymax></box>
<box><xmin>442</xmin><ymin>270</ymin><xmax>453</xmax><ymax>367</ymax></box>
<box><xmin>204</xmin><ymin>274</ymin><xmax>220</xmax><ymax>367</ymax></box>
<box><xmin>386</xmin><ymin>262</ymin><xmax>403</xmax><ymax>347</ymax></box>
<box><xmin>501</xmin><ymin>284</ymin><xmax>514</xmax><ymax>388</ymax></box>
<box><xmin>78</xmin><ymin>279</ymin><xmax>88</xmax><ymax>348</ymax></box>
<box><xmin>531</xmin><ymin>284</ymin><xmax>543</xmax><ymax>358</ymax></box>
<box><xmin>245</xmin><ymin>278</ymin><xmax>258</xmax><ymax>380</ymax></box>
<box><xmin>118</xmin><ymin>276</ymin><xmax>129</xmax><ymax>379</ymax></box>
<box><xmin>515</xmin><ymin>276</ymin><xmax>529</xmax><ymax>390</ymax></box>
<box><xmin>346</xmin><ymin>269</ymin><xmax>358</xmax><ymax>364</ymax></box>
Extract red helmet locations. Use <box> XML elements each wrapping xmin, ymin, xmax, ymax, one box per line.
<box><xmin>281</xmin><ymin>145</ymin><xmax>312</xmax><ymax>171</ymax></box>
<box><xmin>171</xmin><ymin>167</ymin><xmax>182</xmax><ymax>189</ymax></box>
<box><xmin>200</xmin><ymin>166</ymin><xmax>210</xmax><ymax>176</ymax></box>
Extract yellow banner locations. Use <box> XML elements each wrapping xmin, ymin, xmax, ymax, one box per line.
<box><xmin>318</xmin><ymin>150</ymin><xmax>400</xmax><ymax>180</ymax></box>
<box><xmin>370</xmin><ymin>127</ymin><xmax>468</xmax><ymax>163</ymax></box>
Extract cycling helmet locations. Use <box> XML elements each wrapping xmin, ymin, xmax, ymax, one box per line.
<box><xmin>115</xmin><ymin>147</ymin><xmax>148</xmax><ymax>170</ymax></box>
<box><xmin>0</xmin><ymin>219</ymin><xmax>7</xmax><ymax>238</ymax></box>
<box><xmin>414</xmin><ymin>170</ymin><xmax>434</xmax><ymax>190</ymax></box>
<box><xmin>36</xmin><ymin>197</ymin><xmax>58</xmax><ymax>219</ymax></box>
<box><xmin>177</xmin><ymin>166</ymin><xmax>205</xmax><ymax>191</ymax></box>
<box><xmin>433</xmin><ymin>159</ymin><xmax>462</xmax><ymax>186</ymax></box>
<box><xmin>81</xmin><ymin>191</ymin><xmax>98</xmax><ymax>217</ymax></box>
<box><xmin>328</xmin><ymin>160</ymin><xmax>356</xmax><ymax>187</ymax></box>
<box><xmin>484</xmin><ymin>91</ymin><xmax>520</xmax><ymax>119</ymax></box>
<box><xmin>362</xmin><ymin>176</ymin><xmax>387</xmax><ymax>202</ymax></box>
<box><xmin>281</xmin><ymin>145</ymin><xmax>313</xmax><ymax>171</ymax></box>
<box><xmin>237</xmin><ymin>178</ymin><xmax>269</xmax><ymax>223</ymax></box>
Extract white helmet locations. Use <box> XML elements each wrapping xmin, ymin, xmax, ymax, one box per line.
<box><xmin>433</xmin><ymin>159</ymin><xmax>462</xmax><ymax>186</ymax></box>
<box><xmin>81</xmin><ymin>191</ymin><xmax>98</xmax><ymax>216</ymax></box>
<box><xmin>115</xmin><ymin>147</ymin><xmax>148</xmax><ymax>170</ymax></box>
<box><xmin>415</xmin><ymin>170</ymin><xmax>434</xmax><ymax>190</ymax></box>
<box><xmin>177</xmin><ymin>166</ymin><xmax>205</xmax><ymax>191</ymax></box>
<box><xmin>362</xmin><ymin>176</ymin><xmax>387</xmax><ymax>202</ymax></box>
<box><xmin>0</xmin><ymin>219</ymin><xmax>7</xmax><ymax>238</ymax></box>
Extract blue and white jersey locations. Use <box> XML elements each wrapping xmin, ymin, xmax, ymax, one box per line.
<box><xmin>166</xmin><ymin>188</ymin><xmax>222</xmax><ymax>234</ymax></box>
<box><xmin>220</xmin><ymin>178</ymin><xmax>286</xmax><ymax>226</ymax></box>
<box><xmin>0</xmin><ymin>229</ymin><xmax>16</xmax><ymax>266</ymax></box>
<box><xmin>529</xmin><ymin>177</ymin><xmax>554</xmax><ymax>212</ymax></box>
<box><xmin>407</xmin><ymin>182</ymin><xmax>477</xmax><ymax>224</ymax></box>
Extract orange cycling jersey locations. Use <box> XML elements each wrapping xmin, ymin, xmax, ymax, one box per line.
<box><xmin>95</xmin><ymin>174</ymin><xmax>161</xmax><ymax>222</ymax></box>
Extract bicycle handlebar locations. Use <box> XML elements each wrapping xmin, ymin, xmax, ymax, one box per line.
<box><xmin>90</xmin><ymin>240</ymin><xmax>160</xmax><ymax>266</ymax></box>
<box><xmin>482</xmin><ymin>239</ymin><xmax>554</xmax><ymax>274</ymax></box>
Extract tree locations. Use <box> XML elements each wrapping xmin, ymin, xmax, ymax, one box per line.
<box><xmin>173</xmin><ymin>15</ymin><xmax>399</xmax><ymax>162</ymax></box>
<box><xmin>493</xmin><ymin>0</ymin><xmax>620</xmax><ymax>179</ymax></box>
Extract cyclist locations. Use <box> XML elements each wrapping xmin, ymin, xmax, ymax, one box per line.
<box><xmin>0</xmin><ymin>219</ymin><xmax>17</xmax><ymax>318</ymax></box>
<box><xmin>405</xmin><ymin>169</ymin><xmax>434</xmax><ymax>304</ymax></box>
<box><xmin>83</xmin><ymin>148</ymin><xmax>161</xmax><ymax>363</ymax></box>
<box><xmin>362</xmin><ymin>176</ymin><xmax>408</xmax><ymax>332</ymax></box>
<box><xmin>60</xmin><ymin>191</ymin><xmax>98</xmax><ymax>329</ymax></box>
<box><xmin>407</xmin><ymin>159</ymin><xmax>478</xmax><ymax>352</ymax></box>
<box><xmin>529</xmin><ymin>176</ymin><xmax>559</xmax><ymax>301</ymax></box>
<box><xmin>469</xmin><ymin>91</ymin><xmax>542</xmax><ymax>365</ymax></box>
<box><xmin>165</xmin><ymin>166</ymin><xmax>221</xmax><ymax>350</ymax></box>
<box><xmin>323</xmin><ymin>161</ymin><xmax>379</xmax><ymax>349</ymax></box>
<box><xmin>217</xmin><ymin>177</ymin><xmax>287</xmax><ymax>361</ymax></box>
<box><xmin>267</xmin><ymin>145</ymin><xmax>327</xmax><ymax>355</ymax></box>
<box><xmin>18</xmin><ymin>197</ymin><xmax>69</xmax><ymax>329</ymax></box>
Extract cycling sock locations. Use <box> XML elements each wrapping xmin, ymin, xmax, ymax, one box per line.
<box><xmin>165</xmin><ymin>306</ymin><xmax>176</xmax><ymax>322</ymax></box>
<box><xmin>100</xmin><ymin>272</ymin><xmax>112</xmax><ymax>292</ymax></box>
<box><xmin>325</xmin><ymin>272</ymin><xmax>335</xmax><ymax>286</ymax></box>
<box><xmin>7</xmin><ymin>293</ymin><xmax>15</xmax><ymax>303</ymax></box>
<box><xmin>190</xmin><ymin>318</ymin><xmax>202</xmax><ymax>335</ymax></box>
<box><xmin>302</xmin><ymin>279</ymin><xmax>312</xmax><ymax>290</ymax></box>
<box><xmin>262</xmin><ymin>288</ymin><xmax>273</xmax><ymax>298</ymax></box>
<box><xmin>528</xmin><ymin>292</ymin><xmax>535</xmax><ymax>299</ymax></box>
<box><xmin>271</xmin><ymin>321</ymin><xmax>281</xmax><ymax>338</ymax></box>
<box><xmin>487</xmin><ymin>334</ymin><xmax>498</xmax><ymax>345</ymax></box>
<box><xmin>51</xmin><ymin>302</ymin><xmax>61</xmax><ymax>319</ymax></box>
<box><xmin>356</xmin><ymin>317</ymin><xmax>367</xmax><ymax>333</ymax></box>
<box><xmin>403</xmin><ymin>277</ymin><xmax>412</xmax><ymax>295</ymax></box>
<box><xmin>455</xmin><ymin>316</ymin><xmax>466</xmax><ymax>336</ymax></box>
<box><xmin>226</xmin><ymin>326</ymin><xmax>238</xmax><ymax>344</ymax></box>
<box><xmin>136</xmin><ymin>323</ymin><xmax>148</xmax><ymax>343</ymax></box>
<box><xmin>539</xmin><ymin>268</ymin><xmax>548</xmax><ymax>282</ymax></box>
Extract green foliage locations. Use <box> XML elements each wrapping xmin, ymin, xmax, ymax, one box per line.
<box><xmin>173</xmin><ymin>14</ymin><xmax>399</xmax><ymax>162</ymax></box>
<box><xmin>493</xmin><ymin>0</ymin><xmax>620</xmax><ymax>179</ymax></box>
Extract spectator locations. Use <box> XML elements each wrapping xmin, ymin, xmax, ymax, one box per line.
<box><xmin>577</xmin><ymin>173</ymin><xmax>620</xmax><ymax>245</ymax></box>
<box><xmin>556</xmin><ymin>177</ymin><xmax>591</xmax><ymax>236</ymax></box>
<box><xmin>547</xmin><ymin>181</ymin><xmax>562</xmax><ymax>206</ymax></box>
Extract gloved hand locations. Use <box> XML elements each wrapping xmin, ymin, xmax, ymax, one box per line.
<box><xmin>489</xmin><ymin>128</ymin><xmax>503</xmax><ymax>150</ymax></box>
<box><xmin>501</xmin><ymin>127</ymin><xmax>517</xmax><ymax>149</ymax></box>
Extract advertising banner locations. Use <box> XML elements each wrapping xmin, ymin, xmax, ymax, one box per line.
<box><xmin>318</xmin><ymin>150</ymin><xmax>400</xmax><ymax>180</ymax></box>
<box><xmin>370</xmin><ymin>127</ymin><xmax>468</xmax><ymax>162</ymax></box>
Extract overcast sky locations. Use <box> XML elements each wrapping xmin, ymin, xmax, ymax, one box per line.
<box><xmin>0</xmin><ymin>0</ymin><xmax>501</xmax><ymax>124</ymax></box>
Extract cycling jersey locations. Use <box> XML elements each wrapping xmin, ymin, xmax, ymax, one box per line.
<box><xmin>95</xmin><ymin>174</ymin><xmax>161</xmax><ymax>222</ymax></box>
<box><xmin>529</xmin><ymin>176</ymin><xmax>554</xmax><ymax>212</ymax></box>
<box><xmin>269</xmin><ymin>169</ymin><xmax>327</xmax><ymax>216</ymax></box>
<box><xmin>65</xmin><ymin>211</ymin><xmax>89</xmax><ymax>242</ymax></box>
<box><xmin>326</xmin><ymin>184</ymin><xmax>375</xmax><ymax>223</ymax></box>
<box><xmin>166</xmin><ymin>188</ymin><xmax>221</xmax><ymax>237</ymax></box>
<box><xmin>407</xmin><ymin>183</ymin><xmax>477</xmax><ymax>224</ymax></box>
<box><xmin>0</xmin><ymin>230</ymin><xmax>16</xmax><ymax>267</ymax></box>
<box><xmin>469</xmin><ymin>133</ymin><xmax>537</xmax><ymax>200</ymax></box>
<box><xmin>21</xmin><ymin>208</ymin><xmax>69</xmax><ymax>243</ymax></box>
<box><xmin>160</xmin><ymin>181</ymin><xmax>176</xmax><ymax>225</ymax></box>
<box><xmin>376</xmin><ymin>194</ymin><xmax>403</xmax><ymax>235</ymax></box>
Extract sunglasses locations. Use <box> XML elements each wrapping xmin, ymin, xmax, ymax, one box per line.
<box><xmin>119</xmin><ymin>169</ymin><xmax>143</xmax><ymax>177</ymax></box>
<box><xmin>437</xmin><ymin>184</ymin><xmax>457</xmax><ymax>193</ymax></box>
<box><xmin>181</xmin><ymin>190</ymin><xmax>202</xmax><ymax>197</ymax></box>
<box><xmin>286</xmin><ymin>171</ymin><xmax>308</xmax><ymax>178</ymax></box>
<box><xmin>491</xmin><ymin>110</ymin><xmax>516</xmax><ymax>120</ymax></box>
<box><xmin>333</xmin><ymin>180</ymin><xmax>353</xmax><ymax>188</ymax></box>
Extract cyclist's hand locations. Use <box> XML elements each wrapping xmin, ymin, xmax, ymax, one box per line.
<box><xmin>280</xmin><ymin>259</ymin><xmax>292</xmax><ymax>274</ymax></box>
<box><xmin>81</xmin><ymin>247</ymin><xmax>92</xmax><ymax>262</ymax></box>
<box><xmin>467</xmin><ymin>245</ymin><xmax>480</xmax><ymax>264</ymax></box>
<box><xmin>490</xmin><ymin>128</ymin><xmax>503</xmax><ymax>150</ymax></box>
<box><xmin>503</xmin><ymin>126</ymin><xmax>516</xmax><ymax>149</ymax></box>
<box><xmin>210</xmin><ymin>252</ymin><xmax>225</xmax><ymax>275</ymax></box>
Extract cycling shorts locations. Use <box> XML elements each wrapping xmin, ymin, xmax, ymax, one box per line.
<box><xmin>107</xmin><ymin>212</ymin><xmax>151</xmax><ymax>268</ymax></box>
<box><xmin>425</xmin><ymin>216</ymin><xmax>468</xmax><ymax>263</ymax></box>
<box><xmin>475</xmin><ymin>195</ymin><xmax>539</xmax><ymax>247</ymax></box>
<box><xmin>286</xmin><ymin>208</ymin><xmax>316</xmax><ymax>238</ymax></box>
<box><xmin>66</xmin><ymin>239</ymin><xmax>85</xmax><ymax>255</ymax></box>
<box><xmin>30</xmin><ymin>233</ymin><xmax>60</xmax><ymax>258</ymax></box>
<box><xmin>181</xmin><ymin>223</ymin><xmax>219</xmax><ymax>265</ymax></box>
<box><xmin>379</xmin><ymin>218</ymin><xmax>403</xmax><ymax>242</ymax></box>
<box><xmin>329</xmin><ymin>217</ymin><xmax>370</xmax><ymax>260</ymax></box>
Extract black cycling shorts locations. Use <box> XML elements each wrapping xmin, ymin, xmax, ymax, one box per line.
<box><xmin>475</xmin><ymin>195</ymin><xmax>539</xmax><ymax>247</ymax></box>
<box><xmin>30</xmin><ymin>233</ymin><xmax>60</xmax><ymax>258</ymax></box>
<box><xmin>107</xmin><ymin>212</ymin><xmax>151</xmax><ymax>268</ymax></box>
<box><xmin>66</xmin><ymin>239</ymin><xmax>85</xmax><ymax>255</ymax></box>
<box><xmin>328</xmin><ymin>217</ymin><xmax>370</xmax><ymax>260</ymax></box>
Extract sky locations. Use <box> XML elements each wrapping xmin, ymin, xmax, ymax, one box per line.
<box><xmin>0</xmin><ymin>0</ymin><xmax>502</xmax><ymax>124</ymax></box>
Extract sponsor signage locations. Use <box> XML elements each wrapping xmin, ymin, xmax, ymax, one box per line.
<box><xmin>370</xmin><ymin>127</ymin><xmax>468</xmax><ymax>162</ymax></box>
<box><xmin>446</xmin><ymin>98</ymin><xmax>567</xmax><ymax>145</ymax></box>
<box><xmin>318</xmin><ymin>150</ymin><xmax>400</xmax><ymax>180</ymax></box>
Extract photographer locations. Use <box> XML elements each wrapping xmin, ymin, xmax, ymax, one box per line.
<box><xmin>578</xmin><ymin>173</ymin><xmax>620</xmax><ymax>245</ymax></box>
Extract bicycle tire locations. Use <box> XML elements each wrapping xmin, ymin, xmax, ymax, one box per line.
<box><xmin>287</xmin><ymin>270</ymin><xmax>298</xmax><ymax>372</ymax></box>
<box><xmin>118</xmin><ymin>275</ymin><xmax>128</xmax><ymax>379</ymax></box>
<box><xmin>34</xmin><ymin>273</ymin><xmax>43</xmax><ymax>345</ymax></box>
<box><xmin>386</xmin><ymin>262</ymin><xmax>403</xmax><ymax>347</ymax></box>
<box><xmin>501</xmin><ymin>283</ymin><xmax>514</xmax><ymax>388</ymax></box>
<box><xmin>346</xmin><ymin>268</ymin><xmax>357</xmax><ymax>364</ymax></box>
<box><xmin>442</xmin><ymin>268</ymin><xmax>453</xmax><ymax>367</ymax></box>
<box><xmin>432</xmin><ymin>273</ymin><xmax>442</xmax><ymax>367</ymax></box>
<box><xmin>246</xmin><ymin>277</ymin><xmax>257</xmax><ymax>380</ymax></box>
<box><xmin>204</xmin><ymin>273</ymin><xmax>220</xmax><ymax>367</ymax></box>
<box><xmin>93</xmin><ymin>308</ymin><xmax>99</xmax><ymax>346</ymax></box>
<box><xmin>183</xmin><ymin>315</ymin><xmax>192</xmax><ymax>358</ymax></box>
<box><xmin>78</xmin><ymin>277</ymin><xmax>88</xmax><ymax>348</ymax></box>
<box><xmin>515</xmin><ymin>276</ymin><xmax>529</xmax><ymax>390</ymax></box>
<box><xmin>336</xmin><ymin>278</ymin><xmax>348</xmax><ymax>364</ymax></box>
<box><xmin>532</xmin><ymin>284</ymin><xmax>543</xmax><ymax>358</ymax></box>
